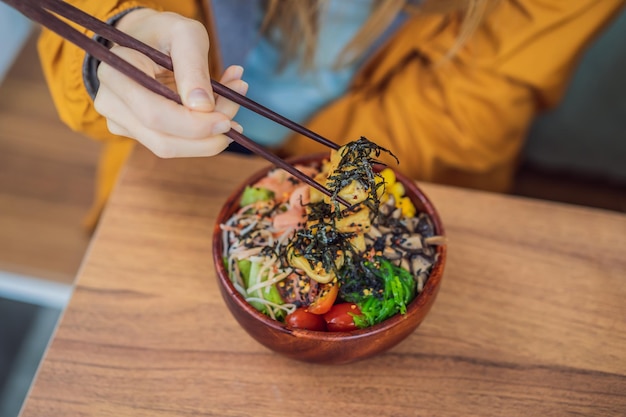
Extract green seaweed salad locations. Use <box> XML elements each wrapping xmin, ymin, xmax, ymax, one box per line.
<box><xmin>220</xmin><ymin>138</ymin><xmax>443</xmax><ymax>332</ymax></box>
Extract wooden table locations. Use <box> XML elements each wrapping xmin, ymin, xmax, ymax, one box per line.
<box><xmin>21</xmin><ymin>147</ymin><xmax>626</xmax><ymax>417</ymax></box>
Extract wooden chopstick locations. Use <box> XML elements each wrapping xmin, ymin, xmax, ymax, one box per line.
<box><xmin>4</xmin><ymin>0</ymin><xmax>351</xmax><ymax>207</ymax></box>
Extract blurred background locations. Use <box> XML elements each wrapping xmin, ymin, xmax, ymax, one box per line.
<box><xmin>0</xmin><ymin>3</ymin><xmax>624</xmax><ymax>416</ymax></box>
<box><xmin>0</xmin><ymin>3</ymin><xmax>100</xmax><ymax>416</ymax></box>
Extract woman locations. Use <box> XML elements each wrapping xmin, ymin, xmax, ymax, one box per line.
<box><xmin>38</xmin><ymin>0</ymin><xmax>624</xmax><ymax>228</ymax></box>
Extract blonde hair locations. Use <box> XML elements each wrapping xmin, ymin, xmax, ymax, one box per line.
<box><xmin>262</xmin><ymin>0</ymin><xmax>494</xmax><ymax>71</ymax></box>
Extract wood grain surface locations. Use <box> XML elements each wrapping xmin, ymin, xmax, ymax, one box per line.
<box><xmin>0</xmin><ymin>32</ymin><xmax>100</xmax><ymax>283</ymax></box>
<box><xmin>21</xmin><ymin>147</ymin><xmax>626</xmax><ymax>417</ymax></box>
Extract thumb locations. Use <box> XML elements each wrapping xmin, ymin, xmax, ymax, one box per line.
<box><xmin>168</xmin><ymin>18</ymin><xmax>215</xmax><ymax>112</ymax></box>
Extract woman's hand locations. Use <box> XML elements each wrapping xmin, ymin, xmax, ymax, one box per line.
<box><xmin>94</xmin><ymin>9</ymin><xmax>247</xmax><ymax>158</ymax></box>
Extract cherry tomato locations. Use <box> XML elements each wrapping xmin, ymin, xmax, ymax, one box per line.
<box><xmin>306</xmin><ymin>279</ymin><xmax>339</xmax><ymax>315</ymax></box>
<box><xmin>323</xmin><ymin>303</ymin><xmax>362</xmax><ymax>332</ymax></box>
<box><xmin>285</xmin><ymin>308</ymin><xmax>327</xmax><ymax>331</ymax></box>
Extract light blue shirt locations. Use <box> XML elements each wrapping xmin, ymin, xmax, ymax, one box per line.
<box><xmin>235</xmin><ymin>0</ymin><xmax>375</xmax><ymax>147</ymax></box>
<box><xmin>210</xmin><ymin>0</ymin><xmax>410</xmax><ymax>147</ymax></box>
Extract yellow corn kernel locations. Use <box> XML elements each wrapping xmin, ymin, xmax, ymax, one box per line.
<box><xmin>399</xmin><ymin>196</ymin><xmax>416</xmax><ymax>218</ymax></box>
<box><xmin>390</xmin><ymin>181</ymin><xmax>405</xmax><ymax>200</ymax></box>
<box><xmin>380</xmin><ymin>168</ymin><xmax>396</xmax><ymax>188</ymax></box>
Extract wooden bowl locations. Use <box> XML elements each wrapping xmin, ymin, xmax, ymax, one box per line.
<box><xmin>212</xmin><ymin>153</ymin><xmax>446</xmax><ymax>364</ymax></box>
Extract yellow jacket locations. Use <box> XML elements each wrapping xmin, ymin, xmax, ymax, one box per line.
<box><xmin>38</xmin><ymin>0</ymin><xmax>624</xmax><ymax>228</ymax></box>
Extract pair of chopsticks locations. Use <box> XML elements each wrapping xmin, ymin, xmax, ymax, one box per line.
<box><xmin>3</xmin><ymin>0</ymin><xmax>352</xmax><ymax>207</ymax></box>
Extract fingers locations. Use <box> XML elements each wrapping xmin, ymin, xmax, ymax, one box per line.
<box><xmin>231</xmin><ymin>121</ymin><xmax>244</xmax><ymax>134</ymax></box>
<box><xmin>104</xmin><ymin>108</ymin><xmax>232</xmax><ymax>158</ymax></box>
<box><xmin>215</xmin><ymin>65</ymin><xmax>248</xmax><ymax>120</ymax></box>
<box><xmin>167</xmin><ymin>17</ymin><xmax>215</xmax><ymax>111</ymax></box>
<box><xmin>115</xmin><ymin>11</ymin><xmax>216</xmax><ymax>112</ymax></box>
<box><xmin>95</xmin><ymin>80</ymin><xmax>231</xmax><ymax>140</ymax></box>
<box><xmin>97</xmin><ymin>52</ymin><xmax>233</xmax><ymax>158</ymax></box>
<box><xmin>97</xmin><ymin>47</ymin><xmax>232</xmax><ymax>139</ymax></box>
<box><xmin>137</xmin><ymin>128</ymin><xmax>233</xmax><ymax>159</ymax></box>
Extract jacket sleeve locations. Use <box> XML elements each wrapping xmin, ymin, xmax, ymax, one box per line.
<box><xmin>37</xmin><ymin>0</ymin><xmax>202</xmax><ymax>231</ymax></box>
<box><xmin>283</xmin><ymin>0</ymin><xmax>625</xmax><ymax>192</ymax></box>
<box><xmin>36</xmin><ymin>0</ymin><xmax>194</xmax><ymax>142</ymax></box>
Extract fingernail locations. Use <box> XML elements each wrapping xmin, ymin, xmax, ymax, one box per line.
<box><xmin>232</xmin><ymin>65</ymin><xmax>244</xmax><ymax>79</ymax></box>
<box><xmin>236</xmin><ymin>81</ymin><xmax>249</xmax><ymax>95</ymax></box>
<box><xmin>232</xmin><ymin>122</ymin><xmax>244</xmax><ymax>134</ymax></box>
<box><xmin>187</xmin><ymin>88</ymin><xmax>213</xmax><ymax>110</ymax></box>
<box><xmin>212</xmin><ymin>119</ymin><xmax>231</xmax><ymax>135</ymax></box>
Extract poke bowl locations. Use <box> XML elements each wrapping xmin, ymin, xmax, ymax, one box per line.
<box><xmin>212</xmin><ymin>138</ymin><xmax>446</xmax><ymax>364</ymax></box>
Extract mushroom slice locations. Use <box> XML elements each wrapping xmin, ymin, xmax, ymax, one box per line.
<box><xmin>411</xmin><ymin>255</ymin><xmax>433</xmax><ymax>275</ymax></box>
<box><xmin>424</xmin><ymin>235</ymin><xmax>447</xmax><ymax>246</ymax></box>
<box><xmin>399</xmin><ymin>235</ymin><xmax>423</xmax><ymax>251</ymax></box>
